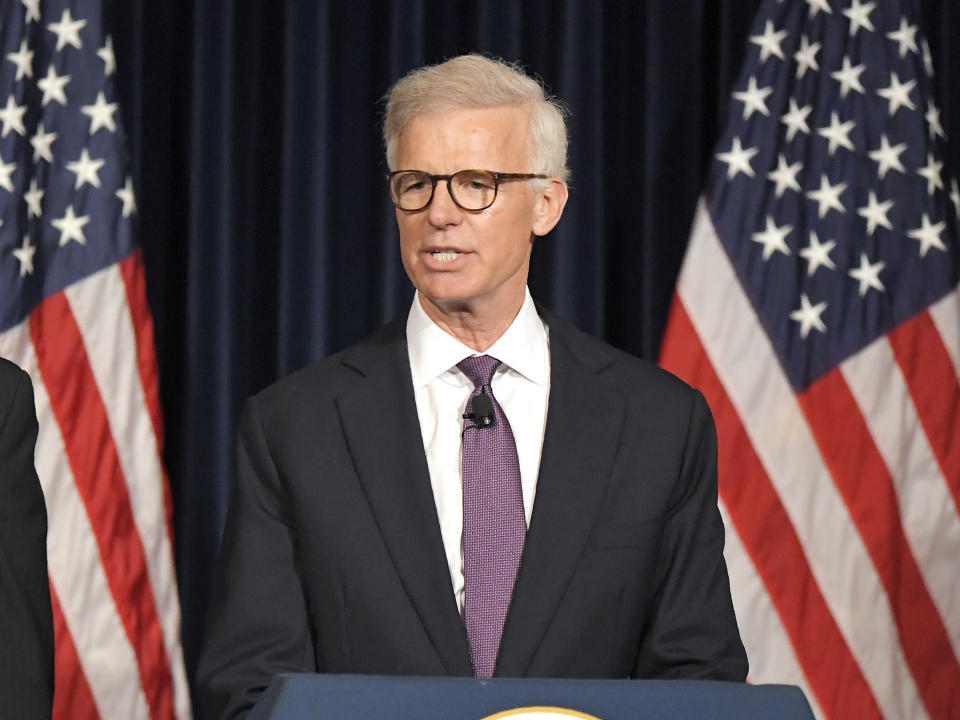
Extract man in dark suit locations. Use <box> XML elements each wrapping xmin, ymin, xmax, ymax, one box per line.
<box><xmin>0</xmin><ymin>358</ymin><xmax>54</xmax><ymax>718</ymax></box>
<box><xmin>198</xmin><ymin>55</ymin><xmax>747</xmax><ymax>718</ymax></box>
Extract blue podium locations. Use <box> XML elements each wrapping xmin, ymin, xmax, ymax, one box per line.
<box><xmin>249</xmin><ymin>674</ymin><xmax>815</xmax><ymax>719</ymax></box>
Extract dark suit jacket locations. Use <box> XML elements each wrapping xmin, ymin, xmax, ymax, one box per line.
<box><xmin>0</xmin><ymin>358</ymin><xmax>54</xmax><ymax>719</ymax></box>
<box><xmin>197</xmin><ymin>309</ymin><xmax>747</xmax><ymax>719</ymax></box>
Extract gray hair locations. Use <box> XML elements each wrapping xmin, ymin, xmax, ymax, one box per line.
<box><xmin>383</xmin><ymin>54</ymin><xmax>569</xmax><ymax>183</ymax></box>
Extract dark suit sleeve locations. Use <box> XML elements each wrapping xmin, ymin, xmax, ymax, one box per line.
<box><xmin>0</xmin><ymin>363</ymin><xmax>54</xmax><ymax>719</ymax></box>
<box><xmin>632</xmin><ymin>390</ymin><xmax>748</xmax><ymax>681</ymax></box>
<box><xmin>196</xmin><ymin>395</ymin><xmax>316</xmax><ymax>720</ymax></box>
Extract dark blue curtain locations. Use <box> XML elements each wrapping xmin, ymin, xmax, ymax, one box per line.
<box><xmin>105</xmin><ymin>0</ymin><xmax>959</xmax><ymax>697</ymax></box>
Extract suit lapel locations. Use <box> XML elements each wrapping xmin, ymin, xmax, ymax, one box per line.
<box><xmin>496</xmin><ymin>316</ymin><xmax>625</xmax><ymax>676</ymax></box>
<box><xmin>335</xmin><ymin>321</ymin><xmax>473</xmax><ymax>676</ymax></box>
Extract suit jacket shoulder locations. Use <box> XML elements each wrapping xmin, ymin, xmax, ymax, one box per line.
<box><xmin>251</xmin><ymin>316</ymin><xmax>407</xmax><ymax>417</ymax></box>
<box><xmin>540</xmin><ymin>306</ymin><xmax>705</xmax><ymax>414</ymax></box>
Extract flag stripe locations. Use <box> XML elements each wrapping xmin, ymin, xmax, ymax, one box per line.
<box><xmin>50</xmin><ymin>585</ymin><xmax>101</xmax><ymax>720</ymax></box>
<box><xmin>0</xmin><ymin>323</ymin><xmax>150</xmax><ymax>718</ymax></box>
<box><xmin>118</xmin><ymin>253</ymin><xmax>176</xmax><ymax>539</ymax></box>
<box><xmin>842</xmin><ymin>337</ymin><xmax>960</xmax><ymax>659</ymax></box>
<box><xmin>718</xmin><ymin>502</ymin><xmax>825</xmax><ymax>720</ymax></box>
<box><xmin>29</xmin><ymin>293</ymin><xmax>175</xmax><ymax>720</ymax></box>
<box><xmin>674</xmin><ymin>202</ymin><xmax>927</xmax><ymax>719</ymax></box>
<box><xmin>887</xmin><ymin>312</ymin><xmax>960</xmax><ymax>507</ymax></box>
<box><xmin>929</xmin><ymin>290</ymin><xmax>960</xmax><ymax>380</ymax></box>
<box><xmin>117</xmin><ymin>253</ymin><xmax>165</xmax><ymax>461</ymax></box>
<box><xmin>798</xmin><ymin>370</ymin><xmax>960</xmax><ymax>719</ymax></box>
<box><xmin>660</xmin><ymin>296</ymin><xmax>883</xmax><ymax>719</ymax></box>
<box><xmin>65</xmin><ymin>264</ymin><xmax>192</xmax><ymax>719</ymax></box>
<box><xmin>118</xmin><ymin>256</ymin><xmax>192</xmax><ymax>720</ymax></box>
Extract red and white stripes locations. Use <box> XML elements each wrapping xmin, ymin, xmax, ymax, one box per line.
<box><xmin>0</xmin><ymin>251</ymin><xmax>191</xmax><ymax>720</ymax></box>
<box><xmin>660</xmin><ymin>200</ymin><xmax>960</xmax><ymax>719</ymax></box>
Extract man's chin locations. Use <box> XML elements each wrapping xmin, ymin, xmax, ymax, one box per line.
<box><xmin>418</xmin><ymin>290</ymin><xmax>476</xmax><ymax>314</ymax></box>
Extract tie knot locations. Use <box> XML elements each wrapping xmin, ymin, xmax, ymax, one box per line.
<box><xmin>457</xmin><ymin>355</ymin><xmax>500</xmax><ymax>389</ymax></box>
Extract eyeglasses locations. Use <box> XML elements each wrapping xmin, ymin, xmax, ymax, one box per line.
<box><xmin>387</xmin><ymin>169</ymin><xmax>548</xmax><ymax>212</ymax></box>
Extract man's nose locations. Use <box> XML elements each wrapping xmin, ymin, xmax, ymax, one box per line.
<box><xmin>427</xmin><ymin>179</ymin><xmax>462</xmax><ymax>226</ymax></box>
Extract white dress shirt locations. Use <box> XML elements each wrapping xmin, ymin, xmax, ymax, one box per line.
<box><xmin>406</xmin><ymin>289</ymin><xmax>551</xmax><ymax>613</ymax></box>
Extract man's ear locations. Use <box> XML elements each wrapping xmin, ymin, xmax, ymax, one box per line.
<box><xmin>531</xmin><ymin>179</ymin><xmax>569</xmax><ymax>237</ymax></box>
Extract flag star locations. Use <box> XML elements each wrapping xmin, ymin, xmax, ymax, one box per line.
<box><xmin>877</xmin><ymin>72</ymin><xmax>917</xmax><ymax>116</ymax></box>
<box><xmin>51</xmin><ymin>205</ymin><xmax>91</xmax><ymax>247</ymax></box>
<box><xmin>857</xmin><ymin>191</ymin><xmax>894</xmax><ymax>235</ymax></box>
<box><xmin>0</xmin><ymin>155</ymin><xmax>16</xmax><ymax>192</ymax></box>
<box><xmin>66</xmin><ymin>149</ymin><xmax>106</xmax><ymax>189</ymax></box>
<box><xmin>790</xmin><ymin>293</ymin><xmax>828</xmax><ymax>338</ymax></box>
<box><xmin>907</xmin><ymin>214</ymin><xmax>947</xmax><ymax>257</ymax></box>
<box><xmin>116</xmin><ymin>177</ymin><xmax>137</xmax><ymax>217</ymax></box>
<box><xmin>6</xmin><ymin>39</ymin><xmax>34</xmax><ymax>80</ymax></box>
<box><xmin>831</xmin><ymin>57</ymin><xmax>866</xmax><ymax>98</ymax></box>
<box><xmin>806</xmin><ymin>173</ymin><xmax>847</xmax><ymax>218</ymax></box>
<box><xmin>47</xmin><ymin>9</ymin><xmax>87</xmax><ymax>52</ymax></box>
<box><xmin>21</xmin><ymin>0</ymin><xmax>41</xmax><ymax>23</ymax></box>
<box><xmin>12</xmin><ymin>235</ymin><xmax>36</xmax><ymax>277</ymax></box>
<box><xmin>732</xmin><ymin>76</ymin><xmax>773</xmax><ymax>120</ymax></box>
<box><xmin>780</xmin><ymin>98</ymin><xmax>812</xmax><ymax>141</ymax></box>
<box><xmin>24</xmin><ymin>178</ymin><xmax>44</xmax><ymax>218</ymax></box>
<box><xmin>867</xmin><ymin>134</ymin><xmax>907</xmax><ymax>179</ymax></box>
<box><xmin>800</xmin><ymin>232</ymin><xmax>837</xmax><ymax>276</ymax></box>
<box><xmin>794</xmin><ymin>36</ymin><xmax>821</xmax><ymax>78</ymax></box>
<box><xmin>37</xmin><ymin>65</ymin><xmax>70</xmax><ymax>106</ymax></box>
<box><xmin>805</xmin><ymin>0</ymin><xmax>832</xmax><ymax>17</ymax></box>
<box><xmin>922</xmin><ymin>39</ymin><xmax>934</xmax><ymax>78</ymax></box>
<box><xmin>817</xmin><ymin>112</ymin><xmax>856</xmax><ymax>155</ymax></box>
<box><xmin>752</xmin><ymin>216</ymin><xmax>793</xmax><ymax>260</ymax></box>
<box><xmin>767</xmin><ymin>154</ymin><xmax>803</xmax><ymax>198</ymax></box>
<box><xmin>0</xmin><ymin>95</ymin><xmax>27</xmax><ymax>138</ymax></box>
<box><xmin>716</xmin><ymin>136</ymin><xmax>759</xmax><ymax>179</ymax></box>
<box><xmin>97</xmin><ymin>36</ymin><xmax>116</xmax><ymax>76</ymax></box>
<box><xmin>81</xmin><ymin>92</ymin><xmax>118</xmax><ymax>135</ymax></box>
<box><xmin>750</xmin><ymin>20</ymin><xmax>788</xmax><ymax>63</ymax></box>
<box><xmin>951</xmin><ymin>179</ymin><xmax>960</xmax><ymax>219</ymax></box>
<box><xmin>917</xmin><ymin>153</ymin><xmax>944</xmax><ymax>196</ymax></box>
<box><xmin>886</xmin><ymin>17</ymin><xmax>918</xmax><ymax>58</ymax></box>
<box><xmin>30</xmin><ymin>124</ymin><xmax>57</xmax><ymax>163</ymax></box>
<box><xmin>848</xmin><ymin>253</ymin><xmax>886</xmax><ymax>296</ymax></box>
<box><xmin>925</xmin><ymin>100</ymin><xmax>947</xmax><ymax>141</ymax></box>
<box><xmin>842</xmin><ymin>0</ymin><xmax>876</xmax><ymax>36</ymax></box>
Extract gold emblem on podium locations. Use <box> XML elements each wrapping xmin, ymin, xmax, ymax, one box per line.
<box><xmin>480</xmin><ymin>707</ymin><xmax>602</xmax><ymax>720</ymax></box>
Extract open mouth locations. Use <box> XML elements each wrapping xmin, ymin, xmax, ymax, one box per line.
<box><xmin>431</xmin><ymin>250</ymin><xmax>462</xmax><ymax>262</ymax></box>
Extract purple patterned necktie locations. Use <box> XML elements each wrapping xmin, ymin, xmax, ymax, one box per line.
<box><xmin>458</xmin><ymin>355</ymin><xmax>526</xmax><ymax>678</ymax></box>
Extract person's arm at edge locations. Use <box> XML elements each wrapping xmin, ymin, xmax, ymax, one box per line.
<box><xmin>0</xmin><ymin>363</ymin><xmax>54</xmax><ymax>717</ymax></box>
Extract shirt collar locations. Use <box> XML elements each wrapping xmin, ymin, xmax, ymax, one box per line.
<box><xmin>406</xmin><ymin>288</ymin><xmax>549</xmax><ymax>389</ymax></box>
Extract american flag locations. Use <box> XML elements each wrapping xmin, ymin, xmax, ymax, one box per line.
<box><xmin>659</xmin><ymin>0</ymin><xmax>960</xmax><ymax>718</ymax></box>
<box><xmin>0</xmin><ymin>1</ymin><xmax>191</xmax><ymax>718</ymax></box>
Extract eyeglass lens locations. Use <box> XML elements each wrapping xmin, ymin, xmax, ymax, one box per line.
<box><xmin>391</xmin><ymin>170</ymin><xmax>498</xmax><ymax>211</ymax></box>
